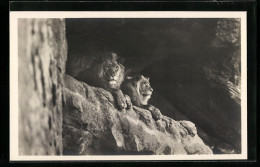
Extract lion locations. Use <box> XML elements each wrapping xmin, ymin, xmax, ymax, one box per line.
<box><xmin>76</xmin><ymin>52</ymin><xmax>131</xmax><ymax>110</ymax></box>
<box><xmin>122</xmin><ymin>75</ymin><xmax>162</xmax><ymax>121</ymax></box>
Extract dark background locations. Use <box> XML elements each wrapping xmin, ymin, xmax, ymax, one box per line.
<box><xmin>66</xmin><ymin>18</ymin><xmax>241</xmax><ymax>154</ymax></box>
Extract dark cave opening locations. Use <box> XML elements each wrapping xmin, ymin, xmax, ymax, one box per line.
<box><xmin>64</xmin><ymin>18</ymin><xmax>241</xmax><ymax>154</ymax></box>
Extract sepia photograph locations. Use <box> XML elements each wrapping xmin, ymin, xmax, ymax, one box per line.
<box><xmin>10</xmin><ymin>12</ymin><xmax>247</xmax><ymax>161</ymax></box>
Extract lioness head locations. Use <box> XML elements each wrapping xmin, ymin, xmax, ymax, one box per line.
<box><xmin>123</xmin><ymin>75</ymin><xmax>153</xmax><ymax>106</ymax></box>
<box><xmin>97</xmin><ymin>52</ymin><xmax>125</xmax><ymax>89</ymax></box>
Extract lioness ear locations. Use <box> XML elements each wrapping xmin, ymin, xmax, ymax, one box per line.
<box><xmin>146</xmin><ymin>77</ymin><xmax>150</xmax><ymax>81</ymax></box>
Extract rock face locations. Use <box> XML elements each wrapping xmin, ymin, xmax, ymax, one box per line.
<box><xmin>18</xmin><ymin>19</ymin><xmax>67</xmax><ymax>155</ymax></box>
<box><xmin>204</xmin><ymin>19</ymin><xmax>241</xmax><ymax>105</ymax></box>
<box><xmin>62</xmin><ymin>75</ymin><xmax>212</xmax><ymax>155</ymax></box>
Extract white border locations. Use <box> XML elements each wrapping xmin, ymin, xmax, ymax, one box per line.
<box><xmin>10</xmin><ymin>11</ymin><xmax>247</xmax><ymax>161</ymax></box>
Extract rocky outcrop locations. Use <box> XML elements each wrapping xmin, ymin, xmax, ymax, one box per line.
<box><xmin>18</xmin><ymin>19</ymin><xmax>67</xmax><ymax>155</ymax></box>
<box><xmin>62</xmin><ymin>75</ymin><xmax>212</xmax><ymax>155</ymax></box>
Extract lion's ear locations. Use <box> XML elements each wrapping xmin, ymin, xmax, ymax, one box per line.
<box><xmin>111</xmin><ymin>52</ymin><xmax>118</xmax><ymax>60</ymax></box>
<box><xmin>118</xmin><ymin>57</ymin><xmax>125</xmax><ymax>65</ymax></box>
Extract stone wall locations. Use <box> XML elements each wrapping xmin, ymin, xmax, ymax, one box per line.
<box><xmin>18</xmin><ymin>19</ymin><xmax>67</xmax><ymax>155</ymax></box>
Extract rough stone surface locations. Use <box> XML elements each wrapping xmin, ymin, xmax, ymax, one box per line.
<box><xmin>204</xmin><ymin>19</ymin><xmax>241</xmax><ymax>105</ymax></box>
<box><xmin>62</xmin><ymin>75</ymin><xmax>212</xmax><ymax>155</ymax></box>
<box><xmin>18</xmin><ymin>19</ymin><xmax>67</xmax><ymax>155</ymax></box>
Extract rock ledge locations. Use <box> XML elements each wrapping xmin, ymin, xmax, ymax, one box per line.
<box><xmin>62</xmin><ymin>75</ymin><xmax>212</xmax><ymax>155</ymax></box>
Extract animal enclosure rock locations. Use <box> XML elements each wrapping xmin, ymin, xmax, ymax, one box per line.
<box><xmin>62</xmin><ymin>75</ymin><xmax>212</xmax><ymax>155</ymax></box>
<box><xmin>18</xmin><ymin>19</ymin><xmax>67</xmax><ymax>155</ymax></box>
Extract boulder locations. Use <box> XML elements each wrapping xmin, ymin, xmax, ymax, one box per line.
<box><xmin>62</xmin><ymin>75</ymin><xmax>212</xmax><ymax>155</ymax></box>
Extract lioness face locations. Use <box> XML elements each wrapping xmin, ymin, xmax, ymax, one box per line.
<box><xmin>137</xmin><ymin>76</ymin><xmax>153</xmax><ymax>105</ymax></box>
<box><xmin>102</xmin><ymin>54</ymin><xmax>124</xmax><ymax>89</ymax></box>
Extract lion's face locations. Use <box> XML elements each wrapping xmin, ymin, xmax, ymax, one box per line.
<box><xmin>122</xmin><ymin>75</ymin><xmax>154</xmax><ymax>106</ymax></box>
<box><xmin>98</xmin><ymin>52</ymin><xmax>125</xmax><ymax>89</ymax></box>
<box><xmin>136</xmin><ymin>75</ymin><xmax>153</xmax><ymax>105</ymax></box>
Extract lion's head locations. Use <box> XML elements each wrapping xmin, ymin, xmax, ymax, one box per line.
<box><xmin>95</xmin><ymin>52</ymin><xmax>125</xmax><ymax>90</ymax></box>
<box><xmin>122</xmin><ymin>75</ymin><xmax>153</xmax><ymax>106</ymax></box>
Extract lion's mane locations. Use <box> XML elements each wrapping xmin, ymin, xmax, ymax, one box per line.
<box><xmin>76</xmin><ymin>52</ymin><xmax>125</xmax><ymax>91</ymax></box>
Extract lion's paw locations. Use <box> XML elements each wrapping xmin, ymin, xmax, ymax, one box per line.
<box><xmin>124</xmin><ymin>94</ymin><xmax>132</xmax><ymax>110</ymax></box>
<box><xmin>113</xmin><ymin>90</ymin><xmax>127</xmax><ymax>110</ymax></box>
<box><xmin>148</xmin><ymin>104</ymin><xmax>162</xmax><ymax>121</ymax></box>
<box><xmin>116</xmin><ymin>96</ymin><xmax>127</xmax><ymax>110</ymax></box>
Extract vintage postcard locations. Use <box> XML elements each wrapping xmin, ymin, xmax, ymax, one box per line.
<box><xmin>10</xmin><ymin>11</ymin><xmax>247</xmax><ymax>161</ymax></box>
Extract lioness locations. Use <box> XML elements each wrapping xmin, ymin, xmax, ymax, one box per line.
<box><xmin>122</xmin><ymin>75</ymin><xmax>162</xmax><ymax>120</ymax></box>
<box><xmin>76</xmin><ymin>52</ymin><xmax>131</xmax><ymax>110</ymax></box>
